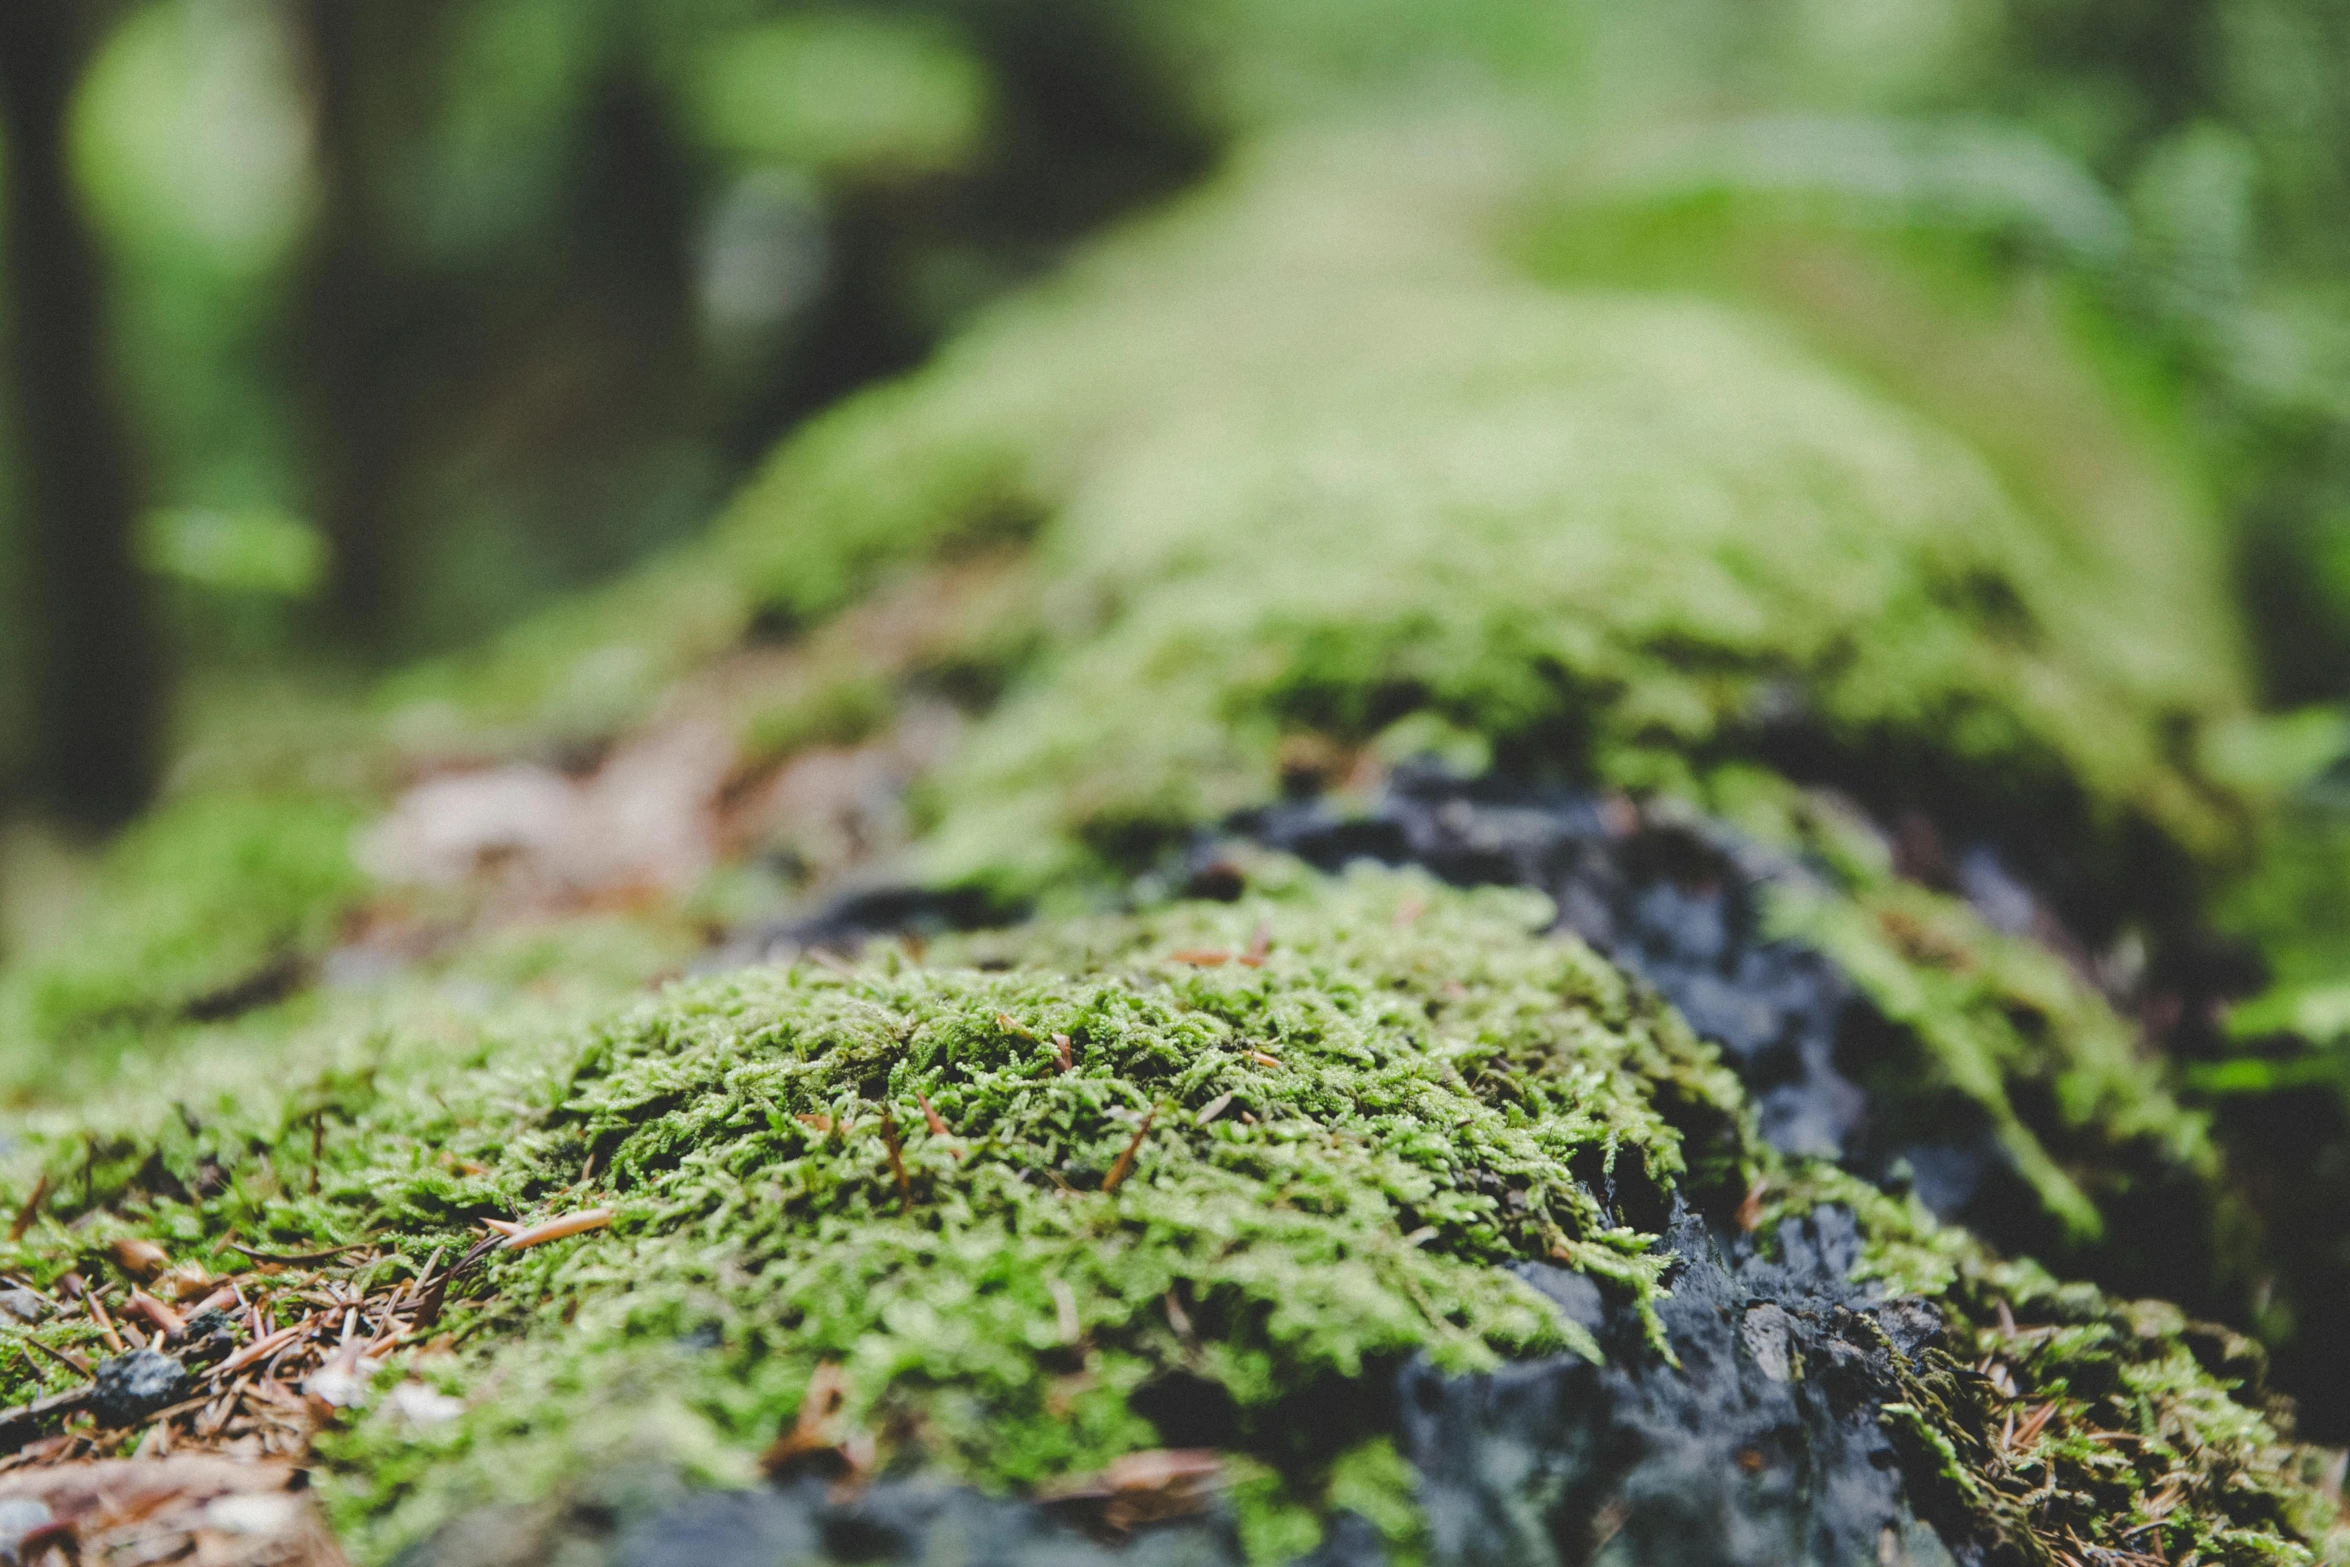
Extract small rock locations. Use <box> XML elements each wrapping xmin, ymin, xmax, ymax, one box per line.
<box><xmin>178</xmin><ymin>1307</ymin><xmax>239</xmax><ymax>1366</ymax></box>
<box><xmin>0</xmin><ymin>1290</ymin><xmax>50</xmax><ymax>1326</ymax></box>
<box><xmin>1740</xmin><ymin>1302</ymin><xmax>1800</xmax><ymax>1382</ymax></box>
<box><xmin>182</xmin><ymin>1307</ymin><xmax>236</xmax><ymax>1340</ymax></box>
<box><xmin>91</xmin><ymin>1350</ymin><xmax>191</xmax><ymax>1428</ymax></box>
<box><xmin>178</xmin><ymin>1315</ymin><xmax>238</xmax><ymax>1362</ymax></box>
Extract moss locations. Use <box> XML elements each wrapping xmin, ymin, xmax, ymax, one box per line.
<box><xmin>2199</xmin><ymin>711</ymin><xmax>2350</xmax><ymax>1059</ymax></box>
<box><xmin>1225</xmin><ymin>1443</ymin><xmax>1428</xmax><ymax>1567</ymax></box>
<box><xmin>1768</xmin><ymin>1169</ymin><xmax>2341</xmax><ymax>1565</ymax></box>
<box><xmin>1770</xmin><ymin>866</ymin><xmax>2211</xmax><ymax>1245</ymax></box>
<box><xmin>739</xmin><ymin>673</ymin><xmax>896</xmax><ymax>764</ymax></box>
<box><xmin>1322</xmin><ymin>1436</ymin><xmax>1429</xmax><ymax>1563</ymax></box>
<box><xmin>681</xmin><ymin>130</ymin><xmax>2242</xmax><ymax>901</ymax></box>
<box><xmin>0</xmin><ymin>873</ymin><xmax>1731</xmax><ymax>1556</ymax></box>
<box><xmin>0</xmin><ymin>871</ymin><xmax>2331</xmax><ymax>1563</ymax></box>
<box><xmin>0</xmin><ymin>116</ymin><xmax>2326</xmax><ymax>1566</ymax></box>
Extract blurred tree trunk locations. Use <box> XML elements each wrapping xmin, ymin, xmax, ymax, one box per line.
<box><xmin>292</xmin><ymin>0</ymin><xmax>414</xmax><ymax>657</ymax></box>
<box><xmin>0</xmin><ymin>0</ymin><xmax>159</xmax><ymax>830</ymax></box>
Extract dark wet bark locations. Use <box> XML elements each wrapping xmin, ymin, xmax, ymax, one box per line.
<box><xmin>0</xmin><ymin>0</ymin><xmax>159</xmax><ymax>829</ymax></box>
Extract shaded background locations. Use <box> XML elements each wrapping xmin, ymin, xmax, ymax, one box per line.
<box><xmin>0</xmin><ymin>0</ymin><xmax>1220</xmax><ymax>832</ymax></box>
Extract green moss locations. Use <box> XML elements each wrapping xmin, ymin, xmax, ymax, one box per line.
<box><xmin>0</xmin><ymin>116</ymin><xmax>2324</xmax><ymax>1566</ymax></box>
<box><xmin>0</xmin><ymin>873</ymin><xmax>1736</xmax><ymax>1558</ymax></box>
<box><xmin>0</xmin><ymin>871</ymin><xmax>2331</xmax><ymax>1563</ymax></box>
<box><xmin>1323</xmin><ymin>1436</ymin><xmax>1429</xmax><ymax>1563</ymax></box>
<box><xmin>2198</xmin><ymin>711</ymin><xmax>2350</xmax><ymax>1055</ymax></box>
<box><xmin>648</xmin><ymin>130</ymin><xmax>2241</xmax><ymax>900</ymax></box>
<box><xmin>1769</xmin><ymin>1168</ymin><xmax>2341</xmax><ymax>1565</ymax></box>
<box><xmin>1771</xmin><ymin>869</ymin><xmax>2210</xmax><ymax>1244</ymax></box>
<box><xmin>1224</xmin><ymin>1462</ymin><xmax>1321</xmax><ymax>1564</ymax></box>
<box><xmin>739</xmin><ymin>672</ymin><xmax>896</xmax><ymax>763</ymax></box>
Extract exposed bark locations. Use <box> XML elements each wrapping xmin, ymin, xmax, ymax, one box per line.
<box><xmin>0</xmin><ymin>0</ymin><xmax>159</xmax><ymax>829</ymax></box>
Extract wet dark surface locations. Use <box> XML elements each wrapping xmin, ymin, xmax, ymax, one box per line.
<box><xmin>615</xmin><ymin>1480</ymin><xmax>1252</xmax><ymax>1567</ymax></box>
<box><xmin>730</xmin><ymin>882</ymin><xmax>1004</xmax><ymax>966</ymax></box>
<box><xmin>1411</xmin><ymin>1206</ymin><xmax>1960</xmax><ymax>1567</ymax></box>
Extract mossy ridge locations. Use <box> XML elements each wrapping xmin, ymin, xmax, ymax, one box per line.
<box><xmin>0</xmin><ymin>873</ymin><xmax>1742</xmax><ymax>1558</ymax></box>
<box><xmin>1762</xmin><ymin>828</ymin><xmax>2215</xmax><ymax>1249</ymax></box>
<box><xmin>763</xmin><ymin>129</ymin><xmax>2249</xmax><ymax>896</ymax></box>
<box><xmin>1792</xmin><ymin>1173</ymin><xmax>2343</xmax><ymax>1567</ymax></box>
<box><xmin>0</xmin><ymin>115</ymin><xmax>2307</xmax><ymax>1556</ymax></box>
<box><xmin>0</xmin><ymin>872</ymin><xmax>2334</xmax><ymax>1565</ymax></box>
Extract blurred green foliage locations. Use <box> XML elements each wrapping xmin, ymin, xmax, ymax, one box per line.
<box><xmin>0</xmin><ymin>0</ymin><xmax>1211</xmax><ymax>756</ymax></box>
<box><xmin>688</xmin><ymin>13</ymin><xmax>991</xmax><ymax>176</ymax></box>
<box><xmin>137</xmin><ymin>507</ymin><xmax>325</xmax><ymax>597</ymax></box>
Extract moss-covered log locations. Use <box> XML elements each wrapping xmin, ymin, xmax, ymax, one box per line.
<box><xmin>0</xmin><ymin>122</ymin><xmax>2340</xmax><ymax>1566</ymax></box>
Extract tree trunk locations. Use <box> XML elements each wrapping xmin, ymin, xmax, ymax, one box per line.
<box><xmin>0</xmin><ymin>0</ymin><xmax>158</xmax><ymax>830</ymax></box>
<box><xmin>291</xmin><ymin>0</ymin><xmax>407</xmax><ymax>656</ymax></box>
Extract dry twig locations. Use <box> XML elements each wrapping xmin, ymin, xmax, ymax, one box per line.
<box><xmin>223</xmin><ymin>1241</ymin><xmax>368</xmax><ymax>1266</ymax></box>
<box><xmin>1102</xmin><ymin>1109</ymin><xmax>1157</xmax><ymax>1196</ymax></box>
<box><xmin>8</xmin><ymin>1176</ymin><xmax>48</xmax><ymax>1243</ymax></box>
<box><xmin>499</xmin><ymin>1210</ymin><xmax>614</xmax><ymax>1252</ymax></box>
<box><xmin>878</xmin><ymin>1112</ymin><xmax>914</xmax><ymax>1214</ymax></box>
